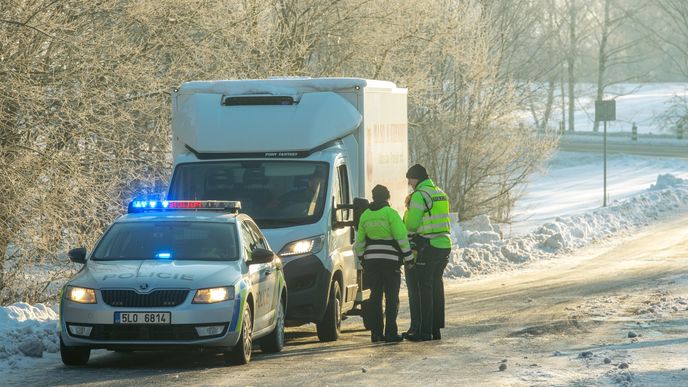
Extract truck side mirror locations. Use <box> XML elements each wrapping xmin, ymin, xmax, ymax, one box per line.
<box><xmin>352</xmin><ymin>197</ymin><xmax>369</xmax><ymax>230</ymax></box>
<box><xmin>68</xmin><ymin>247</ymin><xmax>87</xmax><ymax>264</ymax></box>
<box><xmin>332</xmin><ymin>197</ymin><xmax>369</xmax><ymax>230</ymax></box>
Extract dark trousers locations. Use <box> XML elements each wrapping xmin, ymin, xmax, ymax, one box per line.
<box><xmin>365</xmin><ymin>259</ymin><xmax>401</xmax><ymax>339</ymax></box>
<box><xmin>416</xmin><ymin>247</ymin><xmax>450</xmax><ymax>337</ymax></box>
<box><xmin>405</xmin><ymin>265</ymin><xmax>420</xmax><ymax>333</ymax></box>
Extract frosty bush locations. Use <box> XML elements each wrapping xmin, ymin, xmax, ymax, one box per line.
<box><xmin>1</xmin><ymin>0</ymin><xmax>555</xmax><ymax>302</ymax></box>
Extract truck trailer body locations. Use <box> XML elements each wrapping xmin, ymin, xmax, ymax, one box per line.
<box><xmin>168</xmin><ymin>78</ymin><xmax>407</xmax><ymax>339</ymax></box>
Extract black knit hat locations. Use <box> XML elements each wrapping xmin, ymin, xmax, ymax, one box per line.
<box><xmin>406</xmin><ymin>164</ymin><xmax>429</xmax><ymax>180</ymax></box>
<box><xmin>372</xmin><ymin>184</ymin><xmax>390</xmax><ymax>202</ymax></box>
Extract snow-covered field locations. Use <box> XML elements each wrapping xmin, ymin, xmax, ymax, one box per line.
<box><xmin>511</xmin><ymin>152</ymin><xmax>688</xmax><ymax>235</ymax></box>
<box><xmin>445</xmin><ymin>149</ymin><xmax>688</xmax><ymax>279</ymax></box>
<box><xmin>446</xmin><ymin>172</ymin><xmax>688</xmax><ymax>279</ymax></box>
<box><xmin>524</xmin><ymin>82</ymin><xmax>688</xmax><ymax>134</ymax></box>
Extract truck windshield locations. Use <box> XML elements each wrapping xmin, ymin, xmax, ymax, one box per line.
<box><xmin>168</xmin><ymin>161</ymin><xmax>329</xmax><ymax>228</ymax></box>
<box><xmin>92</xmin><ymin>222</ymin><xmax>239</xmax><ymax>261</ymax></box>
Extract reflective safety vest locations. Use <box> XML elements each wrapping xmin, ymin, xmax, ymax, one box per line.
<box><xmin>354</xmin><ymin>205</ymin><xmax>413</xmax><ymax>263</ymax></box>
<box><xmin>405</xmin><ymin>179</ymin><xmax>452</xmax><ymax>249</ymax></box>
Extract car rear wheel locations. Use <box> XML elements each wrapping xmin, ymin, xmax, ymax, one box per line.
<box><xmin>225</xmin><ymin>305</ymin><xmax>253</xmax><ymax>365</ymax></box>
<box><xmin>260</xmin><ymin>296</ymin><xmax>285</xmax><ymax>353</ymax></box>
<box><xmin>316</xmin><ymin>281</ymin><xmax>341</xmax><ymax>342</ymax></box>
<box><xmin>60</xmin><ymin>337</ymin><xmax>90</xmax><ymax>366</ymax></box>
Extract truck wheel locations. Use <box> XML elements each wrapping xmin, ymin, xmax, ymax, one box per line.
<box><xmin>60</xmin><ymin>337</ymin><xmax>90</xmax><ymax>366</ymax></box>
<box><xmin>316</xmin><ymin>281</ymin><xmax>341</xmax><ymax>342</ymax></box>
<box><xmin>260</xmin><ymin>297</ymin><xmax>285</xmax><ymax>353</ymax></box>
<box><xmin>225</xmin><ymin>305</ymin><xmax>253</xmax><ymax>365</ymax></box>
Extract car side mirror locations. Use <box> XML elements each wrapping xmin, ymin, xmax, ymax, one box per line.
<box><xmin>250</xmin><ymin>248</ymin><xmax>275</xmax><ymax>264</ymax></box>
<box><xmin>68</xmin><ymin>247</ymin><xmax>87</xmax><ymax>264</ymax></box>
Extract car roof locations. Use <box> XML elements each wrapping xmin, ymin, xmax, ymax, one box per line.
<box><xmin>115</xmin><ymin>211</ymin><xmax>247</xmax><ymax>224</ymax></box>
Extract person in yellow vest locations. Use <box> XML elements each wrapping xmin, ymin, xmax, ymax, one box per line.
<box><xmin>355</xmin><ymin>185</ymin><xmax>414</xmax><ymax>342</ymax></box>
<box><xmin>403</xmin><ymin>164</ymin><xmax>452</xmax><ymax>341</ymax></box>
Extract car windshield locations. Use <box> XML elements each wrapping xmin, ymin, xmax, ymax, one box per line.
<box><xmin>168</xmin><ymin>161</ymin><xmax>329</xmax><ymax>228</ymax></box>
<box><xmin>91</xmin><ymin>222</ymin><xmax>239</xmax><ymax>261</ymax></box>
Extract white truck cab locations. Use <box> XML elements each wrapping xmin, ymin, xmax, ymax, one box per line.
<box><xmin>168</xmin><ymin>78</ymin><xmax>408</xmax><ymax>341</ymax></box>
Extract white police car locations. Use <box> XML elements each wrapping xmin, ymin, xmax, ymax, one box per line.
<box><xmin>59</xmin><ymin>200</ymin><xmax>286</xmax><ymax>366</ymax></box>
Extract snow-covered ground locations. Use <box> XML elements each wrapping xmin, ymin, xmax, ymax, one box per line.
<box><xmin>0</xmin><ymin>303</ymin><xmax>60</xmax><ymax>370</ymax></box>
<box><xmin>444</xmin><ymin>149</ymin><xmax>688</xmax><ymax>279</ymax></box>
<box><xmin>511</xmin><ymin>152</ymin><xmax>688</xmax><ymax>235</ymax></box>
<box><xmin>523</xmin><ymin>82</ymin><xmax>688</xmax><ymax>134</ymax></box>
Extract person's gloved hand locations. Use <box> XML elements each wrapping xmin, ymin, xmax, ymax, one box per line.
<box><xmin>404</xmin><ymin>253</ymin><xmax>416</xmax><ymax>270</ymax></box>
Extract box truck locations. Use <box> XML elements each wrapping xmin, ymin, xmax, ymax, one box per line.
<box><xmin>167</xmin><ymin>78</ymin><xmax>408</xmax><ymax>341</ymax></box>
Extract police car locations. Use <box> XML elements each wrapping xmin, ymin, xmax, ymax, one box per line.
<box><xmin>59</xmin><ymin>200</ymin><xmax>286</xmax><ymax>366</ymax></box>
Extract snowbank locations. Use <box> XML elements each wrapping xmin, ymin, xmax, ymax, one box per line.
<box><xmin>511</xmin><ymin>152</ymin><xmax>688</xmax><ymax>236</ymax></box>
<box><xmin>0</xmin><ymin>303</ymin><xmax>59</xmax><ymax>369</ymax></box>
<box><xmin>446</xmin><ymin>174</ymin><xmax>688</xmax><ymax>278</ymax></box>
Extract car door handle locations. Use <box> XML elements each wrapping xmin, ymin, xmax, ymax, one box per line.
<box><xmin>264</xmin><ymin>269</ymin><xmax>272</xmax><ymax>276</ymax></box>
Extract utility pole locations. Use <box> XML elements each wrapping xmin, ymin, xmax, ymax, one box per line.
<box><xmin>595</xmin><ymin>100</ymin><xmax>616</xmax><ymax>207</ymax></box>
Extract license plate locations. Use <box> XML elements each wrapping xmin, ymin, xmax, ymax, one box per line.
<box><xmin>114</xmin><ymin>312</ymin><xmax>171</xmax><ymax>324</ymax></box>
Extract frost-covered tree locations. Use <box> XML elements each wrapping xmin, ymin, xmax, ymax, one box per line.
<box><xmin>0</xmin><ymin>0</ymin><xmax>557</xmax><ymax>302</ymax></box>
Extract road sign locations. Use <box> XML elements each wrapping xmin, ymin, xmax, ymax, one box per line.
<box><xmin>594</xmin><ymin>99</ymin><xmax>616</xmax><ymax>207</ymax></box>
<box><xmin>595</xmin><ymin>100</ymin><xmax>616</xmax><ymax>122</ymax></box>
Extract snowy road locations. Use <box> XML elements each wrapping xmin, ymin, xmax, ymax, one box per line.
<box><xmin>559</xmin><ymin>139</ymin><xmax>688</xmax><ymax>158</ymax></box>
<box><xmin>4</xmin><ymin>215</ymin><xmax>688</xmax><ymax>386</ymax></box>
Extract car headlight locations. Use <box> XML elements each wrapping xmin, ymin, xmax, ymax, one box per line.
<box><xmin>193</xmin><ymin>286</ymin><xmax>235</xmax><ymax>304</ymax></box>
<box><xmin>65</xmin><ymin>286</ymin><xmax>97</xmax><ymax>304</ymax></box>
<box><xmin>278</xmin><ymin>235</ymin><xmax>325</xmax><ymax>257</ymax></box>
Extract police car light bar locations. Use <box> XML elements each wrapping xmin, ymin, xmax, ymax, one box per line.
<box><xmin>128</xmin><ymin>200</ymin><xmax>242</xmax><ymax>214</ymax></box>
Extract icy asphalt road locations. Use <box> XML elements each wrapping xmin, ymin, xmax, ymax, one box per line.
<box><xmin>5</xmin><ymin>215</ymin><xmax>688</xmax><ymax>386</ymax></box>
<box><xmin>559</xmin><ymin>138</ymin><xmax>688</xmax><ymax>158</ymax></box>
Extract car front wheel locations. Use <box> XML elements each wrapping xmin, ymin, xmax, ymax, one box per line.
<box><xmin>225</xmin><ymin>305</ymin><xmax>253</xmax><ymax>365</ymax></box>
<box><xmin>60</xmin><ymin>337</ymin><xmax>90</xmax><ymax>366</ymax></box>
<box><xmin>260</xmin><ymin>296</ymin><xmax>285</xmax><ymax>353</ymax></box>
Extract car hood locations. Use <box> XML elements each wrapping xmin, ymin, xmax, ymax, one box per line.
<box><xmin>70</xmin><ymin>259</ymin><xmax>242</xmax><ymax>290</ymax></box>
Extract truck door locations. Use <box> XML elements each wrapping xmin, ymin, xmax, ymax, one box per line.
<box><xmin>332</xmin><ymin>163</ymin><xmax>357</xmax><ymax>307</ymax></box>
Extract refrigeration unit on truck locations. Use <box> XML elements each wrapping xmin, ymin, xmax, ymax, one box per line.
<box><xmin>167</xmin><ymin>78</ymin><xmax>408</xmax><ymax>342</ymax></box>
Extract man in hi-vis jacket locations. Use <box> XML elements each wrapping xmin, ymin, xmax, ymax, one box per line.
<box><xmin>403</xmin><ymin>164</ymin><xmax>452</xmax><ymax>342</ymax></box>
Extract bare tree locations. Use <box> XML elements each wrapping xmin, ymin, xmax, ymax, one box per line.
<box><xmin>566</xmin><ymin>0</ymin><xmax>578</xmax><ymax>132</ymax></box>
<box><xmin>655</xmin><ymin>0</ymin><xmax>688</xmax><ymax>78</ymax></box>
<box><xmin>0</xmin><ymin>0</ymin><xmax>557</xmax><ymax>302</ymax></box>
<box><xmin>392</xmin><ymin>2</ymin><xmax>558</xmax><ymax>221</ymax></box>
<box><xmin>591</xmin><ymin>0</ymin><xmax>648</xmax><ymax>132</ymax></box>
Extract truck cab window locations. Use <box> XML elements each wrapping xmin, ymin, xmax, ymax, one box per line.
<box><xmin>335</xmin><ymin>164</ymin><xmax>352</xmax><ymax>222</ymax></box>
<box><xmin>168</xmin><ymin>161</ymin><xmax>329</xmax><ymax>228</ymax></box>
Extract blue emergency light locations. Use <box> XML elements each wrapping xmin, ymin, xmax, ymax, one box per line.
<box><xmin>128</xmin><ymin>200</ymin><xmax>242</xmax><ymax>214</ymax></box>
